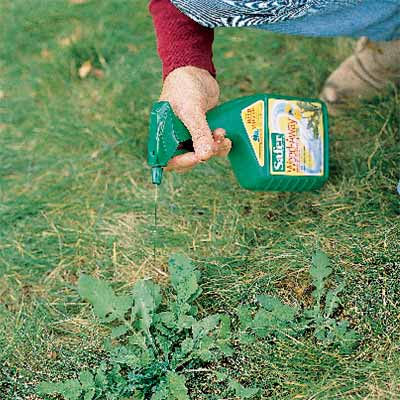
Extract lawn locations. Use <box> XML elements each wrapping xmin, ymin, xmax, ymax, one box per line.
<box><xmin>0</xmin><ymin>0</ymin><xmax>399</xmax><ymax>398</ymax></box>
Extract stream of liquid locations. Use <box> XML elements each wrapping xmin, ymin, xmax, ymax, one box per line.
<box><xmin>153</xmin><ymin>184</ymin><xmax>158</xmax><ymax>266</ymax></box>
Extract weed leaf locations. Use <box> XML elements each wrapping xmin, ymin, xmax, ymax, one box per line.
<box><xmin>237</xmin><ymin>306</ymin><xmax>253</xmax><ymax>330</ymax></box>
<box><xmin>215</xmin><ymin>371</ymin><xmax>228</xmax><ymax>382</ymax></box>
<box><xmin>151</xmin><ymin>381</ymin><xmax>169</xmax><ymax>400</ymax></box>
<box><xmin>169</xmin><ymin>254</ymin><xmax>202</xmax><ymax>303</ymax></box>
<box><xmin>156</xmin><ymin>311</ymin><xmax>176</xmax><ymax>329</ymax></box>
<box><xmin>192</xmin><ymin>314</ymin><xmax>220</xmax><ymax>340</ymax></box>
<box><xmin>310</xmin><ymin>250</ymin><xmax>332</xmax><ymax>304</ymax></box>
<box><xmin>132</xmin><ymin>280</ymin><xmax>161</xmax><ymax>333</ymax></box>
<box><xmin>310</xmin><ymin>250</ymin><xmax>332</xmax><ymax>281</ymax></box>
<box><xmin>228</xmin><ymin>379</ymin><xmax>259</xmax><ymax>399</ymax></box>
<box><xmin>94</xmin><ymin>366</ymin><xmax>108</xmax><ymax>388</ymax></box>
<box><xmin>79</xmin><ymin>370</ymin><xmax>94</xmax><ymax>388</ymax></box>
<box><xmin>239</xmin><ymin>333</ymin><xmax>256</xmax><ymax>345</ymax></box>
<box><xmin>324</xmin><ymin>284</ymin><xmax>344</xmax><ymax>317</ymax></box>
<box><xmin>176</xmin><ymin>315</ymin><xmax>197</xmax><ymax>330</ymax></box>
<box><xmin>166</xmin><ymin>371</ymin><xmax>190</xmax><ymax>400</ymax></box>
<box><xmin>78</xmin><ymin>275</ymin><xmax>131</xmax><ymax>322</ymax></box>
<box><xmin>60</xmin><ymin>380</ymin><xmax>82</xmax><ymax>400</ymax></box>
<box><xmin>111</xmin><ymin>325</ymin><xmax>129</xmax><ymax>339</ymax></box>
<box><xmin>257</xmin><ymin>295</ymin><xmax>297</xmax><ymax>321</ymax></box>
<box><xmin>256</xmin><ymin>294</ymin><xmax>283</xmax><ymax>310</ymax></box>
<box><xmin>37</xmin><ymin>381</ymin><xmax>60</xmax><ymax>394</ymax></box>
<box><xmin>180</xmin><ymin>337</ymin><xmax>194</xmax><ymax>355</ymax></box>
<box><xmin>83</xmin><ymin>389</ymin><xmax>95</xmax><ymax>400</ymax></box>
<box><xmin>219</xmin><ymin>314</ymin><xmax>231</xmax><ymax>339</ymax></box>
<box><xmin>62</xmin><ymin>380</ymin><xmax>82</xmax><ymax>400</ymax></box>
<box><xmin>37</xmin><ymin>379</ymin><xmax>82</xmax><ymax>400</ymax></box>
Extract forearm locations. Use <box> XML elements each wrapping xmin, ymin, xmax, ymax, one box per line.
<box><xmin>148</xmin><ymin>0</ymin><xmax>216</xmax><ymax>80</ymax></box>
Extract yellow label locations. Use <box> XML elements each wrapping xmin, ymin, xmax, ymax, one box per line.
<box><xmin>268</xmin><ymin>98</ymin><xmax>325</xmax><ymax>176</ymax></box>
<box><xmin>241</xmin><ymin>100</ymin><xmax>265</xmax><ymax>166</ymax></box>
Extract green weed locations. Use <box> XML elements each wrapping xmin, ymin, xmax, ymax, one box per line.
<box><xmin>38</xmin><ymin>251</ymin><xmax>357</xmax><ymax>399</ymax></box>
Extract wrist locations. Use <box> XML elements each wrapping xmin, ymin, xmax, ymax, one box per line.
<box><xmin>166</xmin><ymin>65</ymin><xmax>213</xmax><ymax>76</ymax></box>
<box><xmin>163</xmin><ymin>62</ymin><xmax>216</xmax><ymax>82</ymax></box>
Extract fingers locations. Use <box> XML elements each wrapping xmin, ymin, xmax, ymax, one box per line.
<box><xmin>183</xmin><ymin>114</ymin><xmax>215</xmax><ymax>162</ymax></box>
<box><xmin>165</xmin><ymin>152</ymin><xmax>199</xmax><ymax>173</ymax></box>
<box><xmin>213</xmin><ymin>128</ymin><xmax>232</xmax><ymax>157</ymax></box>
<box><xmin>165</xmin><ymin>127</ymin><xmax>231</xmax><ymax>173</ymax></box>
<box><xmin>213</xmin><ymin>128</ymin><xmax>226</xmax><ymax>144</ymax></box>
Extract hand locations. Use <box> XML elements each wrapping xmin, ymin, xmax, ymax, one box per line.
<box><xmin>159</xmin><ymin>66</ymin><xmax>232</xmax><ymax>173</ymax></box>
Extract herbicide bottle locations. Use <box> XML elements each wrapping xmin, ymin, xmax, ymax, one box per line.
<box><xmin>148</xmin><ymin>94</ymin><xmax>329</xmax><ymax>191</ymax></box>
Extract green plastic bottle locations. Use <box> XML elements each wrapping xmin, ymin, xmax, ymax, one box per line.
<box><xmin>148</xmin><ymin>94</ymin><xmax>329</xmax><ymax>191</ymax></box>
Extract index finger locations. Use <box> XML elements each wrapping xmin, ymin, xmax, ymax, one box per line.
<box><xmin>165</xmin><ymin>152</ymin><xmax>199</xmax><ymax>172</ymax></box>
<box><xmin>182</xmin><ymin>114</ymin><xmax>216</xmax><ymax>161</ymax></box>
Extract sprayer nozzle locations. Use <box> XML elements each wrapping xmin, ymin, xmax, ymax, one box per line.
<box><xmin>152</xmin><ymin>166</ymin><xmax>163</xmax><ymax>185</ymax></box>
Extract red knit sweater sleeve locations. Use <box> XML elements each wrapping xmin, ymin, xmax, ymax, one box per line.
<box><xmin>148</xmin><ymin>0</ymin><xmax>216</xmax><ymax>80</ymax></box>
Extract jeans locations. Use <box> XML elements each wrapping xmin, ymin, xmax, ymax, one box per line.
<box><xmin>254</xmin><ymin>0</ymin><xmax>400</xmax><ymax>41</ymax></box>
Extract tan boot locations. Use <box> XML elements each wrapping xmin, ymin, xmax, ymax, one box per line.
<box><xmin>320</xmin><ymin>37</ymin><xmax>400</xmax><ymax>114</ymax></box>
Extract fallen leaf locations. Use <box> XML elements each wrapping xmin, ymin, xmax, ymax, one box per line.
<box><xmin>0</xmin><ymin>91</ymin><xmax>5</xmax><ymax>100</ymax></box>
<box><xmin>127</xmin><ymin>44</ymin><xmax>139</xmax><ymax>54</ymax></box>
<box><xmin>47</xmin><ymin>351</ymin><xmax>57</xmax><ymax>359</ymax></box>
<box><xmin>91</xmin><ymin>149</ymin><xmax>100</xmax><ymax>159</ymax></box>
<box><xmin>93</xmin><ymin>68</ymin><xmax>105</xmax><ymax>79</ymax></box>
<box><xmin>98</xmin><ymin>55</ymin><xmax>107</xmax><ymax>68</ymax></box>
<box><xmin>59</xmin><ymin>37</ymin><xmax>72</xmax><ymax>47</ymax></box>
<box><xmin>59</xmin><ymin>26</ymin><xmax>82</xmax><ymax>47</ymax></box>
<box><xmin>79</xmin><ymin>60</ymin><xmax>92</xmax><ymax>79</ymax></box>
<box><xmin>70</xmin><ymin>0</ymin><xmax>88</xmax><ymax>4</ymax></box>
<box><xmin>40</xmin><ymin>48</ymin><xmax>52</xmax><ymax>60</ymax></box>
<box><xmin>239</xmin><ymin>82</ymin><xmax>251</xmax><ymax>91</ymax></box>
<box><xmin>223</xmin><ymin>51</ymin><xmax>235</xmax><ymax>59</ymax></box>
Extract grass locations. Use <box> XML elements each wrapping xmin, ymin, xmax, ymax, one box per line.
<box><xmin>0</xmin><ymin>0</ymin><xmax>399</xmax><ymax>398</ymax></box>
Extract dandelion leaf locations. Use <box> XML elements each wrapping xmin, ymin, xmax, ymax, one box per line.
<box><xmin>237</xmin><ymin>305</ymin><xmax>253</xmax><ymax>330</ymax></box>
<box><xmin>78</xmin><ymin>275</ymin><xmax>131</xmax><ymax>322</ymax></box>
<box><xmin>168</xmin><ymin>254</ymin><xmax>202</xmax><ymax>303</ymax></box>
<box><xmin>79</xmin><ymin>370</ymin><xmax>94</xmax><ymax>389</ymax></box>
<box><xmin>310</xmin><ymin>250</ymin><xmax>332</xmax><ymax>281</ymax></box>
<box><xmin>132</xmin><ymin>280</ymin><xmax>161</xmax><ymax>332</ymax></box>
<box><xmin>324</xmin><ymin>284</ymin><xmax>344</xmax><ymax>317</ymax></box>
<box><xmin>37</xmin><ymin>379</ymin><xmax>82</xmax><ymax>400</ymax></box>
<box><xmin>228</xmin><ymin>379</ymin><xmax>259</xmax><ymax>399</ymax></box>
<box><xmin>111</xmin><ymin>325</ymin><xmax>129</xmax><ymax>339</ymax></box>
<box><xmin>167</xmin><ymin>371</ymin><xmax>190</xmax><ymax>400</ymax></box>
<box><xmin>192</xmin><ymin>314</ymin><xmax>220</xmax><ymax>339</ymax></box>
<box><xmin>257</xmin><ymin>295</ymin><xmax>297</xmax><ymax>322</ymax></box>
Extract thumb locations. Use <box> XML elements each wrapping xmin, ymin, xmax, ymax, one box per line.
<box><xmin>183</xmin><ymin>114</ymin><xmax>215</xmax><ymax>161</ymax></box>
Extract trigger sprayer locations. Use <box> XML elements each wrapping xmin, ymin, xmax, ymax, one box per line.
<box><xmin>148</xmin><ymin>94</ymin><xmax>329</xmax><ymax>192</ymax></box>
